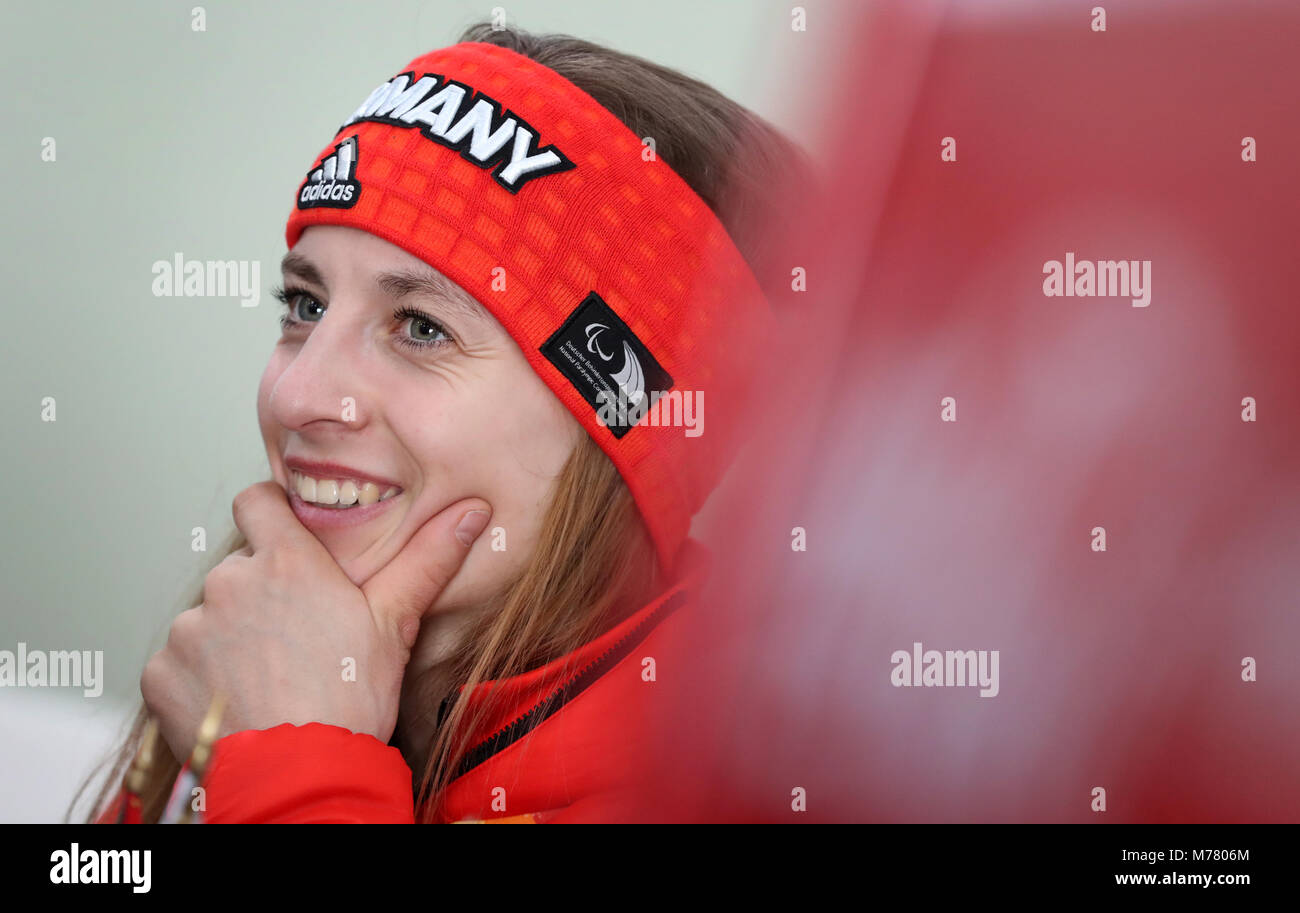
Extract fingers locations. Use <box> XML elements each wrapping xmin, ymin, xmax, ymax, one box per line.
<box><xmin>362</xmin><ymin>499</ymin><xmax>492</xmax><ymax>649</ymax></box>
<box><xmin>141</xmin><ymin>610</ymin><xmax>205</xmax><ymax>762</ymax></box>
<box><xmin>231</xmin><ymin>480</ymin><xmax>319</xmax><ymax>555</ymax></box>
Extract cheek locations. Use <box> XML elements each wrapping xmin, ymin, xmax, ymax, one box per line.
<box><xmin>256</xmin><ymin>353</ymin><xmax>289</xmax><ymax>471</ymax></box>
<box><xmin>414</xmin><ymin>372</ymin><xmax>581</xmax><ymax>574</ymax></box>
<box><xmin>480</xmin><ymin>383</ymin><xmax>583</xmax><ymax>546</ymax></box>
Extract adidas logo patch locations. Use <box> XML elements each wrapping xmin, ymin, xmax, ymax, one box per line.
<box><xmin>298</xmin><ymin>135</ymin><xmax>361</xmax><ymax>210</ymax></box>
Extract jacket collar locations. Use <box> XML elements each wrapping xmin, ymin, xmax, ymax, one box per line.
<box><xmin>438</xmin><ymin>537</ymin><xmax>712</xmax><ymax>785</ymax></box>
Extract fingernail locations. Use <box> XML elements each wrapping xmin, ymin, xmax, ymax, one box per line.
<box><xmin>455</xmin><ymin>509</ymin><xmax>491</xmax><ymax>547</ymax></box>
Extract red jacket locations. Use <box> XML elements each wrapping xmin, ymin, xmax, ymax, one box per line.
<box><xmin>98</xmin><ymin>539</ymin><xmax>710</xmax><ymax>823</ymax></box>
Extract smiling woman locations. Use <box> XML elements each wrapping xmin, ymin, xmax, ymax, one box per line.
<box><xmin>77</xmin><ymin>19</ymin><xmax>813</xmax><ymax>824</ymax></box>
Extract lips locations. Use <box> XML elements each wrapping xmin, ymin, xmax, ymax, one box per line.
<box><xmin>282</xmin><ymin>456</ymin><xmax>405</xmax><ymax>528</ymax></box>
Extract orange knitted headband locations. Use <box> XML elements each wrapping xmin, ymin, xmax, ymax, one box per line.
<box><xmin>285</xmin><ymin>41</ymin><xmax>776</xmax><ymax>575</ymax></box>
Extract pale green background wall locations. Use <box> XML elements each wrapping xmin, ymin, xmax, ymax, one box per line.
<box><xmin>0</xmin><ymin>0</ymin><xmax>844</xmax><ymax>819</ymax></box>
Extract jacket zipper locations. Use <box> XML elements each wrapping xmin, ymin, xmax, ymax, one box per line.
<box><xmin>446</xmin><ymin>588</ymin><xmax>689</xmax><ymax>783</ymax></box>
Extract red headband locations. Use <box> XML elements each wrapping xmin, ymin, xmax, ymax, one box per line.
<box><xmin>285</xmin><ymin>41</ymin><xmax>776</xmax><ymax>575</ymax></box>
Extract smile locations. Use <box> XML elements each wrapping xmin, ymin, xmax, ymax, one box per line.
<box><xmin>289</xmin><ymin>470</ymin><xmax>400</xmax><ymax>509</ymax></box>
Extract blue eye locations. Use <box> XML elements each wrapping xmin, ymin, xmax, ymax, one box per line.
<box><xmin>292</xmin><ymin>294</ymin><xmax>325</xmax><ymax>322</ymax></box>
<box><xmin>273</xmin><ymin>285</ymin><xmax>324</xmax><ymax>331</ymax></box>
<box><xmin>393</xmin><ymin>306</ymin><xmax>452</xmax><ymax>349</ymax></box>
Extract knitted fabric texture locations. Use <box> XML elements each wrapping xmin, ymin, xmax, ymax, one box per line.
<box><xmin>285</xmin><ymin>41</ymin><xmax>776</xmax><ymax>575</ymax></box>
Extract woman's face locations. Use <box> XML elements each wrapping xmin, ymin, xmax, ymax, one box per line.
<box><xmin>256</xmin><ymin>225</ymin><xmax>583</xmax><ymax>611</ymax></box>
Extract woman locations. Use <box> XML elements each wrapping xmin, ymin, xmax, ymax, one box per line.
<box><xmin>79</xmin><ymin>20</ymin><xmax>809</xmax><ymax>823</ymax></box>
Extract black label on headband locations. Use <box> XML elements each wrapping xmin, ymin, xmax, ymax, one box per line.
<box><xmin>540</xmin><ymin>291</ymin><xmax>674</xmax><ymax>439</ymax></box>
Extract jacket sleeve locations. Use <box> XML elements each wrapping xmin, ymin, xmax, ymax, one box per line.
<box><xmin>200</xmin><ymin>722</ymin><xmax>415</xmax><ymax>823</ymax></box>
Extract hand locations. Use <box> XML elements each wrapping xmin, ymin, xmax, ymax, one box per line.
<box><xmin>141</xmin><ymin>480</ymin><xmax>491</xmax><ymax>763</ymax></box>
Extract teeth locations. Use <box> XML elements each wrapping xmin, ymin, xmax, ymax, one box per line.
<box><xmin>290</xmin><ymin>471</ymin><xmax>400</xmax><ymax>509</ymax></box>
<box><xmin>338</xmin><ymin>481</ymin><xmax>358</xmax><ymax>506</ymax></box>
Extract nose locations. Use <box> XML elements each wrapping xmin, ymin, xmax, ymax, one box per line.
<box><xmin>267</xmin><ymin>308</ymin><xmax>375</xmax><ymax>432</ymax></box>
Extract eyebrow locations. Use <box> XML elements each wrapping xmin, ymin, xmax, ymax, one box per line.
<box><xmin>280</xmin><ymin>251</ymin><xmax>326</xmax><ymax>288</ymax></box>
<box><xmin>279</xmin><ymin>252</ymin><xmax>491</xmax><ymax>326</ymax></box>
